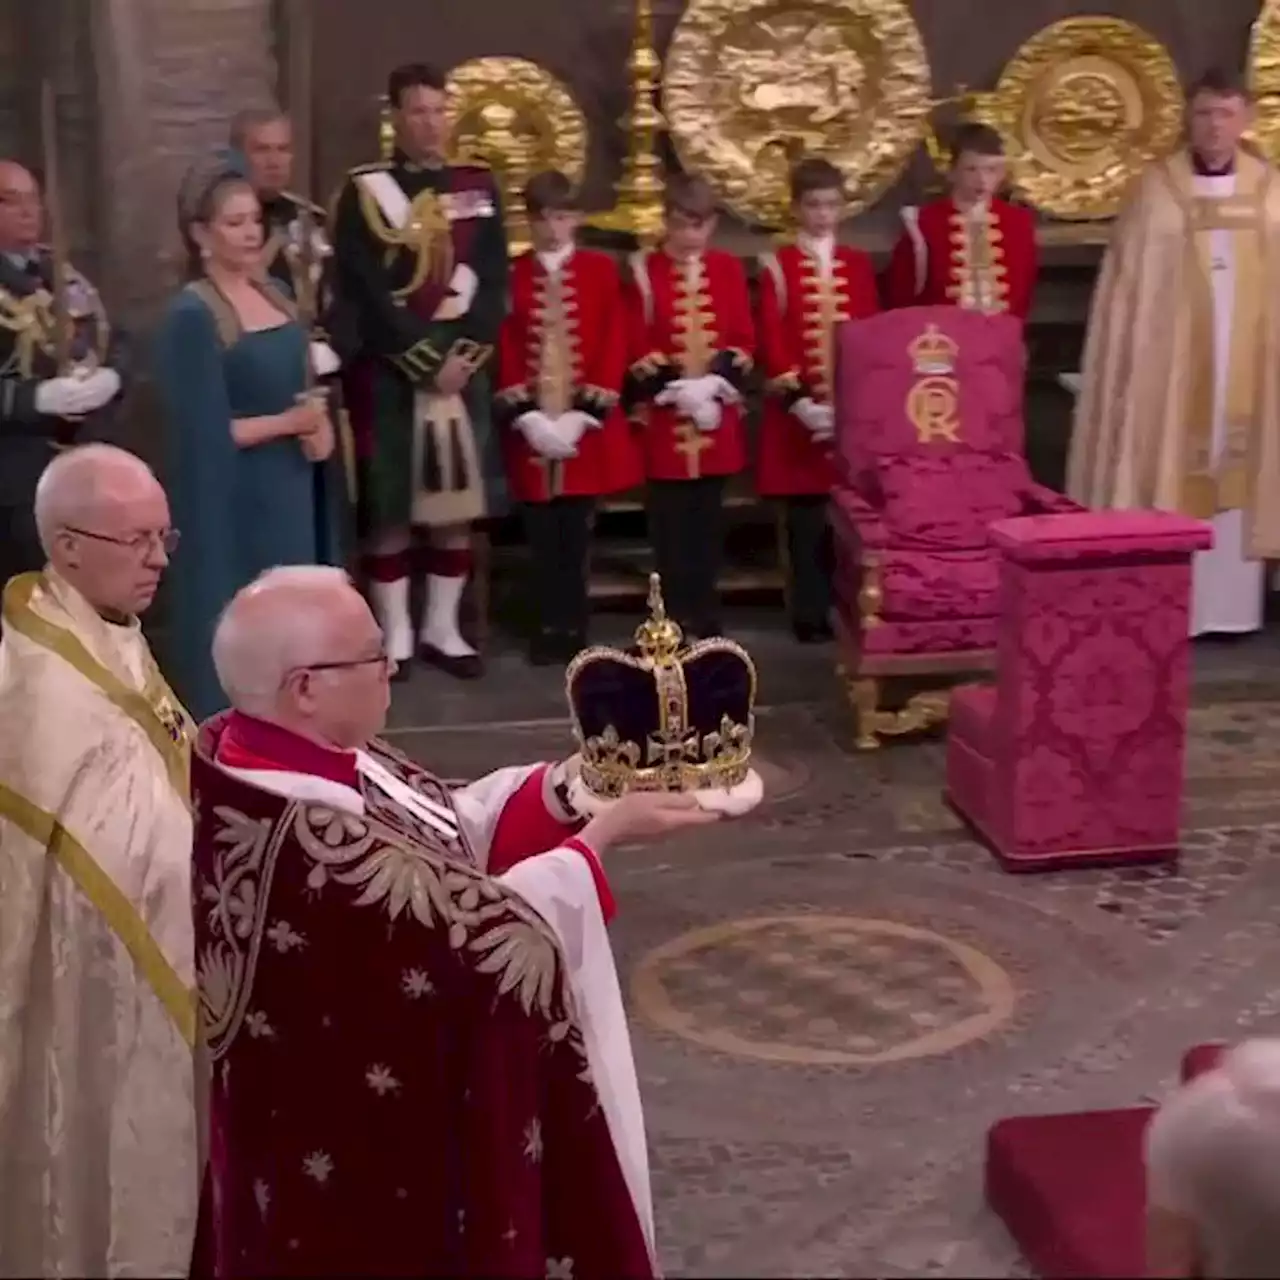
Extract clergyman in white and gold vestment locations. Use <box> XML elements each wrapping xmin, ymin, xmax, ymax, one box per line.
<box><xmin>1068</xmin><ymin>69</ymin><xmax>1280</xmax><ymax>637</ymax></box>
<box><xmin>0</xmin><ymin>445</ymin><xmax>198</xmax><ymax>1276</ymax></box>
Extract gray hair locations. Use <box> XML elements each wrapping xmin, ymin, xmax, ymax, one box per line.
<box><xmin>1146</xmin><ymin>1038</ymin><xmax>1280</xmax><ymax>1277</ymax></box>
<box><xmin>211</xmin><ymin>565</ymin><xmax>354</xmax><ymax>715</ymax></box>
<box><xmin>33</xmin><ymin>444</ymin><xmax>158</xmax><ymax>556</ymax></box>
<box><xmin>229</xmin><ymin>106</ymin><xmax>289</xmax><ymax>150</ymax></box>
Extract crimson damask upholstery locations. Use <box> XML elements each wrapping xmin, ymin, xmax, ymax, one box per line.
<box><xmin>947</xmin><ymin>511</ymin><xmax>1212</xmax><ymax>872</ymax></box>
<box><xmin>831</xmin><ymin>307</ymin><xmax>1079</xmax><ymax>690</ymax></box>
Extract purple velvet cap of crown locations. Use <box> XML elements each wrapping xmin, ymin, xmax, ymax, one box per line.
<box><xmin>567</xmin><ymin>642</ymin><xmax>754</xmax><ymax>746</ymax></box>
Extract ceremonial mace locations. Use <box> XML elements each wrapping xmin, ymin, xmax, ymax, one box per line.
<box><xmin>586</xmin><ymin>0</ymin><xmax>666</xmax><ymax>245</ymax></box>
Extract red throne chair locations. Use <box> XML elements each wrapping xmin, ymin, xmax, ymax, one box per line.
<box><xmin>830</xmin><ymin>306</ymin><xmax>1080</xmax><ymax>750</ymax></box>
<box><xmin>947</xmin><ymin>511</ymin><xmax>1213</xmax><ymax>872</ymax></box>
<box><xmin>985</xmin><ymin>1042</ymin><xmax>1229</xmax><ymax>1277</ymax></box>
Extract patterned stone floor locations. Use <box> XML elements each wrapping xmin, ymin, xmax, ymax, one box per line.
<box><xmin>389</xmin><ymin>612</ymin><xmax>1280</xmax><ymax>1278</ymax></box>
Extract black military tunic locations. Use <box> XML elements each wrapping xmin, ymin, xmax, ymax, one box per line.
<box><xmin>329</xmin><ymin>151</ymin><xmax>510</xmax><ymax>534</ymax></box>
<box><xmin>0</xmin><ymin>249</ymin><xmax>122</xmax><ymax>583</ymax></box>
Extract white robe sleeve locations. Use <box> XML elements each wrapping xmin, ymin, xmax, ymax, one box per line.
<box><xmin>499</xmin><ymin>847</ymin><xmax>655</xmax><ymax>1265</ymax></box>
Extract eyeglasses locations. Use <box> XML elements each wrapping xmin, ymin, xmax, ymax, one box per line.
<box><xmin>299</xmin><ymin>652</ymin><xmax>396</xmax><ymax>677</ymax></box>
<box><xmin>64</xmin><ymin>526</ymin><xmax>180</xmax><ymax>554</ymax></box>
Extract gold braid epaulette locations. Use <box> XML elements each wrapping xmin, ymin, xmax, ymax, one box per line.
<box><xmin>352</xmin><ymin>174</ymin><xmax>453</xmax><ymax>301</ymax></box>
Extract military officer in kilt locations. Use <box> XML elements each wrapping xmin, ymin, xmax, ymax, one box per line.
<box><xmin>331</xmin><ymin>63</ymin><xmax>509</xmax><ymax>680</ymax></box>
<box><xmin>0</xmin><ymin>160</ymin><xmax>124</xmax><ymax>592</ymax></box>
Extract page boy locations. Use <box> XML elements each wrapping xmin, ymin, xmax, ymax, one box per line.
<box><xmin>756</xmin><ymin>155</ymin><xmax>879</xmax><ymax>641</ymax></box>
<box><xmin>495</xmin><ymin>169</ymin><xmax>642</xmax><ymax>664</ymax></box>
<box><xmin>622</xmin><ymin>173</ymin><xmax>755</xmax><ymax>638</ymax></box>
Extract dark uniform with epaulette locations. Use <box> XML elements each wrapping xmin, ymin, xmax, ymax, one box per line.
<box><xmin>330</xmin><ymin>152</ymin><xmax>508</xmax><ymax>535</ymax></box>
<box><xmin>0</xmin><ymin>249</ymin><xmax>123</xmax><ymax>586</ymax></box>
<box><xmin>328</xmin><ymin>151</ymin><xmax>509</xmax><ymax>677</ymax></box>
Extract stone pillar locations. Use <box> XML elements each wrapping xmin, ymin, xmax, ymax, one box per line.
<box><xmin>90</xmin><ymin>0</ymin><xmax>279</xmax><ymax>334</ymax></box>
<box><xmin>87</xmin><ymin>0</ymin><xmax>279</xmax><ymax>462</ymax></box>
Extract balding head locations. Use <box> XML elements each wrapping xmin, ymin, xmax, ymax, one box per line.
<box><xmin>34</xmin><ymin>445</ymin><xmax>172</xmax><ymax>616</ymax></box>
<box><xmin>0</xmin><ymin>160</ymin><xmax>42</xmax><ymax>253</ymax></box>
<box><xmin>212</xmin><ymin>566</ymin><xmax>391</xmax><ymax>747</ymax></box>
<box><xmin>1146</xmin><ymin>1038</ymin><xmax>1280</xmax><ymax>1277</ymax></box>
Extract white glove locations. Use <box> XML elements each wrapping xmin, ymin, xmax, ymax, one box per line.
<box><xmin>794</xmin><ymin>397</ymin><xmax>835</xmax><ymax>441</ymax></box>
<box><xmin>310</xmin><ymin>340</ymin><xmax>341</xmax><ymax>378</ymax></box>
<box><xmin>549</xmin><ymin>410</ymin><xmax>596</xmax><ymax>452</ymax></box>
<box><xmin>76</xmin><ymin>367</ymin><xmax>121</xmax><ymax>412</ymax></box>
<box><xmin>35</xmin><ymin>367</ymin><xmax>119</xmax><ymax>418</ymax></box>
<box><xmin>689</xmin><ymin>396</ymin><xmax>722</xmax><ymax>432</ymax></box>
<box><xmin>516</xmin><ymin>410</ymin><xmax>578</xmax><ymax>460</ymax></box>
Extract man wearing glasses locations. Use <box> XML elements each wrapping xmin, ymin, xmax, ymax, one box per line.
<box><xmin>0</xmin><ymin>160</ymin><xmax>126</xmax><ymax>591</ymax></box>
<box><xmin>188</xmin><ymin>565</ymin><xmax>719</xmax><ymax>1275</ymax></box>
<box><xmin>0</xmin><ymin>444</ymin><xmax>199</xmax><ymax>1276</ymax></box>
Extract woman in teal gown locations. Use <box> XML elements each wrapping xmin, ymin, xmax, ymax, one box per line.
<box><xmin>155</xmin><ymin>154</ymin><xmax>344</xmax><ymax>720</ymax></box>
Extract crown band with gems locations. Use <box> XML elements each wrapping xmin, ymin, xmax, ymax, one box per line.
<box><xmin>565</xmin><ymin>573</ymin><xmax>757</xmax><ymax>799</ymax></box>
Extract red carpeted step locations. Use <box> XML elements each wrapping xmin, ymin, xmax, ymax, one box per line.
<box><xmin>985</xmin><ymin>1107</ymin><xmax>1152</xmax><ymax>1278</ymax></box>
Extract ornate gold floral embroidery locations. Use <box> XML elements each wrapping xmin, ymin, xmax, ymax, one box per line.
<box><xmin>199</xmin><ymin>797</ymin><xmax>587</xmax><ymax>1062</ymax></box>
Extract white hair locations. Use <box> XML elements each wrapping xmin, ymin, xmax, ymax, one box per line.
<box><xmin>1146</xmin><ymin>1038</ymin><xmax>1280</xmax><ymax>1278</ymax></box>
<box><xmin>211</xmin><ymin>565</ymin><xmax>354</xmax><ymax>715</ymax></box>
<box><xmin>33</xmin><ymin>444</ymin><xmax>158</xmax><ymax>556</ymax></box>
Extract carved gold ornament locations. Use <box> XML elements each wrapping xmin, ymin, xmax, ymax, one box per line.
<box><xmin>446</xmin><ymin>57</ymin><xmax>589</xmax><ymax>253</ymax></box>
<box><xmin>1247</xmin><ymin>1</ymin><xmax>1280</xmax><ymax>167</ymax></box>
<box><xmin>663</xmin><ymin>0</ymin><xmax>932</xmax><ymax>228</ymax></box>
<box><xmin>975</xmin><ymin>17</ymin><xmax>1182</xmax><ymax>220</ymax></box>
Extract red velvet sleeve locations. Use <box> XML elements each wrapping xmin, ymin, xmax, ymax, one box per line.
<box><xmin>1006</xmin><ymin>206</ymin><xmax>1039</xmax><ymax>321</ymax></box>
<box><xmin>594</xmin><ymin>256</ymin><xmax>629</xmax><ymax>397</ymax></box>
<box><xmin>757</xmin><ymin>255</ymin><xmax>802</xmax><ymax>395</ymax></box>
<box><xmin>884</xmin><ymin>227</ymin><xmax>922</xmax><ymax>309</ymax></box>
<box><xmin>485</xmin><ymin>768</ymin><xmax>616</xmax><ymax>923</ymax></box>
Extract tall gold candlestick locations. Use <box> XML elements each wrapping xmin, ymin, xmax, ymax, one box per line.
<box><xmin>588</xmin><ymin>0</ymin><xmax>666</xmax><ymax>244</ymax></box>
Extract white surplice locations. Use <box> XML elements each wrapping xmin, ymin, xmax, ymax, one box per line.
<box><xmin>220</xmin><ymin>751</ymin><xmax>656</xmax><ymax>1266</ymax></box>
<box><xmin>1190</xmin><ymin>170</ymin><xmax>1267</xmax><ymax>637</ymax></box>
<box><xmin>0</xmin><ymin>570</ymin><xmax>198</xmax><ymax>1277</ymax></box>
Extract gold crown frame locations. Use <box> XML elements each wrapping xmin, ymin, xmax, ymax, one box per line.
<box><xmin>565</xmin><ymin>575</ymin><xmax>758</xmax><ymax>800</ymax></box>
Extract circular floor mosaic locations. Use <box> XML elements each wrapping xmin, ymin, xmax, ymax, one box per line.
<box><xmin>631</xmin><ymin>915</ymin><xmax>1017</xmax><ymax>1066</ymax></box>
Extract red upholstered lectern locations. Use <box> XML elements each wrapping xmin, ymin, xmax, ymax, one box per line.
<box><xmin>947</xmin><ymin>510</ymin><xmax>1213</xmax><ymax>872</ymax></box>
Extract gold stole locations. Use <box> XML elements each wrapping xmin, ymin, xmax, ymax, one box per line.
<box><xmin>1176</xmin><ymin>156</ymin><xmax>1272</xmax><ymax>516</ymax></box>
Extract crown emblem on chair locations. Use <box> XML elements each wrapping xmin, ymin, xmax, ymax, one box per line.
<box><xmin>909</xmin><ymin>324</ymin><xmax>959</xmax><ymax>376</ymax></box>
<box><xmin>565</xmin><ymin>574</ymin><xmax>758</xmax><ymax>800</ymax></box>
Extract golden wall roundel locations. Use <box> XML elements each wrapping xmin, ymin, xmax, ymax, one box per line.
<box><xmin>979</xmin><ymin>17</ymin><xmax>1182</xmax><ymax>220</ymax></box>
<box><xmin>446</xmin><ymin>57</ymin><xmax>588</xmax><ymax>251</ymax></box>
<box><xmin>1247</xmin><ymin>0</ymin><xmax>1280</xmax><ymax>167</ymax></box>
<box><xmin>662</xmin><ymin>0</ymin><xmax>933</xmax><ymax>228</ymax></box>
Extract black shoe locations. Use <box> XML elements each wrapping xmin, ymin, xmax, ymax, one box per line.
<box><xmin>418</xmin><ymin>641</ymin><xmax>484</xmax><ymax>680</ymax></box>
<box><xmin>793</xmin><ymin>619</ymin><xmax>834</xmax><ymax>644</ymax></box>
<box><xmin>389</xmin><ymin>656</ymin><xmax>412</xmax><ymax>683</ymax></box>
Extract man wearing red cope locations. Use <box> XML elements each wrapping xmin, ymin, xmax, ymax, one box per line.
<box><xmin>623</xmin><ymin>173</ymin><xmax>755</xmax><ymax>638</ymax></box>
<box><xmin>189</xmin><ymin>565</ymin><xmax>718</xmax><ymax>1277</ymax></box>
<box><xmin>496</xmin><ymin>171</ymin><xmax>640</xmax><ymax>666</ymax></box>
<box><xmin>884</xmin><ymin>123</ymin><xmax>1038</xmax><ymax>321</ymax></box>
<box><xmin>756</xmin><ymin>157</ymin><xmax>879</xmax><ymax>641</ymax></box>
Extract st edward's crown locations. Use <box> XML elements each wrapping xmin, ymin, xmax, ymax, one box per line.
<box><xmin>565</xmin><ymin>574</ymin><xmax>757</xmax><ymax>800</ymax></box>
